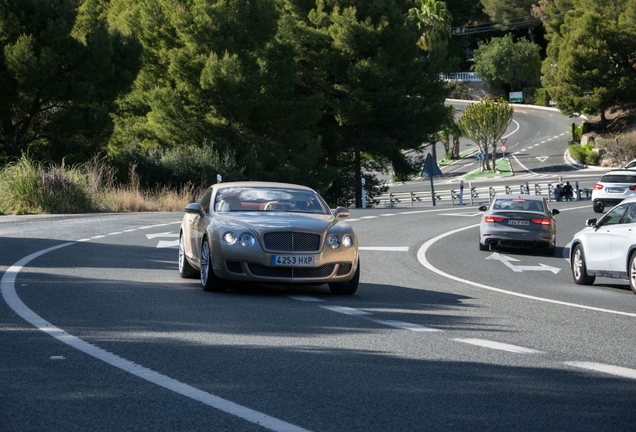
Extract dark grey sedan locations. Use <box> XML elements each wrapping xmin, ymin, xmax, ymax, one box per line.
<box><xmin>478</xmin><ymin>194</ymin><xmax>560</xmax><ymax>255</ymax></box>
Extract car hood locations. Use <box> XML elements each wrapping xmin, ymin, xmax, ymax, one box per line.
<box><xmin>216</xmin><ymin>212</ymin><xmax>343</xmax><ymax>233</ymax></box>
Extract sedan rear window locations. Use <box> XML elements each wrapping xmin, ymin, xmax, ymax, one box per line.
<box><xmin>601</xmin><ymin>174</ymin><xmax>636</xmax><ymax>183</ymax></box>
<box><xmin>493</xmin><ymin>198</ymin><xmax>544</xmax><ymax>212</ymax></box>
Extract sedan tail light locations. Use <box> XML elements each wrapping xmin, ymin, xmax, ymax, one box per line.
<box><xmin>531</xmin><ymin>218</ymin><xmax>552</xmax><ymax>225</ymax></box>
<box><xmin>629</xmin><ymin>185</ymin><xmax>636</xmax><ymax>191</ymax></box>
<box><xmin>484</xmin><ymin>215</ymin><xmax>505</xmax><ymax>222</ymax></box>
<box><xmin>593</xmin><ymin>184</ymin><xmax>603</xmax><ymax>190</ymax></box>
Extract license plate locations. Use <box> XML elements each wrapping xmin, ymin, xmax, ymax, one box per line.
<box><xmin>607</xmin><ymin>187</ymin><xmax>625</xmax><ymax>193</ymax></box>
<box><xmin>508</xmin><ymin>220</ymin><xmax>529</xmax><ymax>226</ymax></box>
<box><xmin>271</xmin><ymin>255</ymin><xmax>314</xmax><ymax>266</ymax></box>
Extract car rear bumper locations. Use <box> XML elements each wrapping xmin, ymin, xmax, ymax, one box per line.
<box><xmin>593</xmin><ymin>198</ymin><xmax>624</xmax><ymax>206</ymax></box>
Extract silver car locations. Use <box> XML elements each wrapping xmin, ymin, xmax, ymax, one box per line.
<box><xmin>478</xmin><ymin>194</ymin><xmax>560</xmax><ymax>255</ymax></box>
<box><xmin>179</xmin><ymin>181</ymin><xmax>360</xmax><ymax>294</ymax></box>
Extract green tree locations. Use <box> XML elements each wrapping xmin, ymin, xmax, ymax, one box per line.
<box><xmin>439</xmin><ymin>105</ymin><xmax>463</xmax><ymax>159</ymax></box>
<box><xmin>540</xmin><ymin>0</ymin><xmax>636</xmax><ymax>128</ymax></box>
<box><xmin>473</xmin><ymin>34</ymin><xmax>541</xmax><ymax>94</ymax></box>
<box><xmin>458</xmin><ymin>97</ymin><xmax>513</xmax><ymax>171</ymax></box>
<box><xmin>481</xmin><ymin>0</ymin><xmax>540</xmax><ymax>40</ymax></box>
<box><xmin>108</xmin><ymin>0</ymin><xmax>329</xmax><ymax>189</ymax></box>
<box><xmin>0</xmin><ymin>0</ymin><xmax>141</xmax><ymax>163</ymax></box>
<box><xmin>283</xmin><ymin>0</ymin><xmax>448</xmax><ymax>206</ymax></box>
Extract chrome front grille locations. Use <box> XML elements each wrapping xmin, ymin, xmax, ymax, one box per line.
<box><xmin>263</xmin><ymin>232</ymin><xmax>320</xmax><ymax>252</ymax></box>
<box><xmin>248</xmin><ymin>263</ymin><xmax>335</xmax><ymax>278</ymax></box>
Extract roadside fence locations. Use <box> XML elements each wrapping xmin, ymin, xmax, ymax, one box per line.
<box><xmin>375</xmin><ymin>180</ymin><xmax>592</xmax><ymax>208</ymax></box>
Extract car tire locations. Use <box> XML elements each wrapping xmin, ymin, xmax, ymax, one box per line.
<box><xmin>593</xmin><ymin>202</ymin><xmax>604</xmax><ymax>213</ymax></box>
<box><xmin>479</xmin><ymin>242</ymin><xmax>489</xmax><ymax>251</ymax></box>
<box><xmin>200</xmin><ymin>238</ymin><xmax>226</xmax><ymax>292</ymax></box>
<box><xmin>179</xmin><ymin>233</ymin><xmax>198</xmax><ymax>278</ymax></box>
<box><xmin>572</xmin><ymin>244</ymin><xmax>595</xmax><ymax>285</ymax></box>
<box><xmin>329</xmin><ymin>260</ymin><xmax>360</xmax><ymax>295</ymax></box>
<box><xmin>629</xmin><ymin>252</ymin><xmax>636</xmax><ymax>295</ymax></box>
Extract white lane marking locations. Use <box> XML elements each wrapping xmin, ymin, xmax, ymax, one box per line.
<box><xmin>320</xmin><ymin>305</ymin><xmax>371</xmax><ymax>316</ymax></box>
<box><xmin>157</xmin><ymin>240</ymin><xmax>179</xmax><ymax>249</ymax></box>
<box><xmin>373</xmin><ymin>320</ymin><xmax>441</xmax><ymax>332</ymax></box>
<box><xmin>536</xmin><ymin>156</ymin><xmax>549</xmax><ymax>162</ymax></box>
<box><xmin>438</xmin><ymin>213</ymin><xmax>482</xmax><ymax>217</ymax></box>
<box><xmin>50</xmin><ymin>356</ymin><xmax>66</xmax><ymax>360</ymax></box>
<box><xmin>146</xmin><ymin>232</ymin><xmax>179</xmax><ymax>239</ymax></box>
<box><xmin>417</xmin><ymin>222</ymin><xmax>636</xmax><ymax>317</ymax></box>
<box><xmin>1</xmin><ymin>244</ymin><xmax>310</xmax><ymax>432</ymax></box>
<box><xmin>346</xmin><ymin>218</ymin><xmax>361</xmax><ymax>222</ymax></box>
<box><xmin>288</xmin><ymin>296</ymin><xmax>325</xmax><ymax>302</ymax></box>
<box><xmin>360</xmin><ymin>216</ymin><xmax>378</xmax><ymax>219</ymax></box>
<box><xmin>91</xmin><ymin>235</ymin><xmax>106</xmax><ymax>239</ymax></box>
<box><xmin>360</xmin><ymin>247</ymin><xmax>409</xmax><ymax>251</ymax></box>
<box><xmin>564</xmin><ymin>362</ymin><xmax>636</xmax><ymax>380</ymax></box>
<box><xmin>108</xmin><ymin>232</ymin><xmax>122</xmax><ymax>236</ymax></box>
<box><xmin>512</xmin><ymin>153</ymin><xmax>537</xmax><ymax>175</ymax></box>
<box><xmin>379</xmin><ymin>214</ymin><xmax>397</xmax><ymax>217</ymax></box>
<box><xmin>454</xmin><ymin>338</ymin><xmax>543</xmax><ymax>354</ymax></box>
<box><xmin>503</xmin><ymin>120</ymin><xmax>520</xmax><ymax>139</ymax></box>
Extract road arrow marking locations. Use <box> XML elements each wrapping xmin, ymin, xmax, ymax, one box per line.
<box><xmin>536</xmin><ymin>156</ymin><xmax>549</xmax><ymax>162</ymax></box>
<box><xmin>485</xmin><ymin>252</ymin><xmax>560</xmax><ymax>274</ymax></box>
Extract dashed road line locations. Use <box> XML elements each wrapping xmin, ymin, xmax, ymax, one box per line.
<box><xmin>454</xmin><ymin>338</ymin><xmax>543</xmax><ymax>354</ymax></box>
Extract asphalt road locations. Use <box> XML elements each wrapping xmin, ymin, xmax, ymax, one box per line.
<box><xmin>2</xmin><ymin>203</ymin><xmax>636</xmax><ymax>431</ymax></box>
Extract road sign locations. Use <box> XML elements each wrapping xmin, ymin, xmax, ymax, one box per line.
<box><xmin>475</xmin><ymin>153</ymin><xmax>485</xmax><ymax>159</ymax></box>
<box><xmin>500</xmin><ymin>144</ymin><xmax>507</xmax><ymax>152</ymax></box>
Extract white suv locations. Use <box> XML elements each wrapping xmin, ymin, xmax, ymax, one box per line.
<box><xmin>592</xmin><ymin>170</ymin><xmax>636</xmax><ymax>213</ymax></box>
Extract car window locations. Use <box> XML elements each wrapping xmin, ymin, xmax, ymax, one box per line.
<box><xmin>492</xmin><ymin>198</ymin><xmax>543</xmax><ymax>212</ymax></box>
<box><xmin>598</xmin><ymin>203</ymin><xmax>630</xmax><ymax>226</ymax></box>
<box><xmin>600</xmin><ymin>174</ymin><xmax>636</xmax><ymax>183</ymax></box>
<box><xmin>199</xmin><ymin>188</ymin><xmax>213</xmax><ymax>214</ymax></box>
<box><xmin>622</xmin><ymin>204</ymin><xmax>636</xmax><ymax>224</ymax></box>
<box><xmin>213</xmin><ymin>187</ymin><xmax>330</xmax><ymax>214</ymax></box>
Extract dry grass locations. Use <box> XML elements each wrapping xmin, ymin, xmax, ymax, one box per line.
<box><xmin>0</xmin><ymin>154</ymin><xmax>201</xmax><ymax>215</ymax></box>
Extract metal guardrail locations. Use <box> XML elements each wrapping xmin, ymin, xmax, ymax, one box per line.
<box><xmin>374</xmin><ymin>181</ymin><xmax>592</xmax><ymax>208</ymax></box>
<box><xmin>440</xmin><ymin>72</ymin><xmax>481</xmax><ymax>82</ymax></box>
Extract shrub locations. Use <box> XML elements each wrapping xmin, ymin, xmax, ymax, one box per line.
<box><xmin>0</xmin><ymin>155</ymin><xmax>95</xmax><ymax>214</ymax></box>
<box><xmin>569</xmin><ymin>143</ymin><xmax>600</xmax><ymax>165</ymax></box>
<box><xmin>534</xmin><ymin>88</ymin><xmax>550</xmax><ymax>107</ymax></box>
<box><xmin>596</xmin><ymin>130</ymin><xmax>636</xmax><ymax>166</ymax></box>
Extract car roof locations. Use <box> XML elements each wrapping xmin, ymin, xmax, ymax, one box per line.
<box><xmin>492</xmin><ymin>193</ymin><xmax>543</xmax><ymax>201</ymax></box>
<box><xmin>211</xmin><ymin>181</ymin><xmax>316</xmax><ymax>192</ymax></box>
<box><xmin>601</xmin><ymin>169</ymin><xmax>636</xmax><ymax>176</ymax></box>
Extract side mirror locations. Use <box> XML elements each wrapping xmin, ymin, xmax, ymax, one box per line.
<box><xmin>185</xmin><ymin>202</ymin><xmax>204</xmax><ymax>216</ymax></box>
<box><xmin>478</xmin><ymin>205</ymin><xmax>488</xmax><ymax>212</ymax></box>
<box><xmin>333</xmin><ymin>206</ymin><xmax>350</xmax><ymax>219</ymax></box>
<box><xmin>585</xmin><ymin>218</ymin><xmax>597</xmax><ymax>227</ymax></box>
<box><xmin>552</xmin><ymin>209</ymin><xmax>560</xmax><ymax>216</ymax></box>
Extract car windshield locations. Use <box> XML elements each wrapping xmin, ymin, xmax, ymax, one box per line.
<box><xmin>492</xmin><ymin>198</ymin><xmax>544</xmax><ymax>212</ymax></box>
<box><xmin>214</xmin><ymin>187</ymin><xmax>330</xmax><ymax>214</ymax></box>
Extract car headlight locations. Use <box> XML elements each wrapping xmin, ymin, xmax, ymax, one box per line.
<box><xmin>342</xmin><ymin>235</ymin><xmax>353</xmax><ymax>248</ymax></box>
<box><xmin>327</xmin><ymin>234</ymin><xmax>340</xmax><ymax>249</ymax></box>
<box><xmin>239</xmin><ymin>232</ymin><xmax>256</xmax><ymax>247</ymax></box>
<box><xmin>223</xmin><ymin>232</ymin><xmax>237</xmax><ymax>245</ymax></box>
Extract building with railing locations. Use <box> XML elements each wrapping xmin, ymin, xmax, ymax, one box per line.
<box><xmin>440</xmin><ymin>72</ymin><xmax>481</xmax><ymax>82</ymax></box>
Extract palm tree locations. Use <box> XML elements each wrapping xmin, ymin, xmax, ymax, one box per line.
<box><xmin>413</xmin><ymin>0</ymin><xmax>453</xmax><ymax>52</ymax></box>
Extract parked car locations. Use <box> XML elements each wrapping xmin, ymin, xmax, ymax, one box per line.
<box><xmin>179</xmin><ymin>181</ymin><xmax>360</xmax><ymax>294</ymax></box>
<box><xmin>478</xmin><ymin>194</ymin><xmax>559</xmax><ymax>255</ymax></box>
<box><xmin>591</xmin><ymin>170</ymin><xmax>636</xmax><ymax>213</ymax></box>
<box><xmin>624</xmin><ymin>159</ymin><xmax>636</xmax><ymax>169</ymax></box>
<box><xmin>570</xmin><ymin>196</ymin><xmax>636</xmax><ymax>294</ymax></box>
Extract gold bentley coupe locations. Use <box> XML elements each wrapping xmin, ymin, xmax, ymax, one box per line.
<box><xmin>179</xmin><ymin>182</ymin><xmax>360</xmax><ymax>294</ymax></box>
